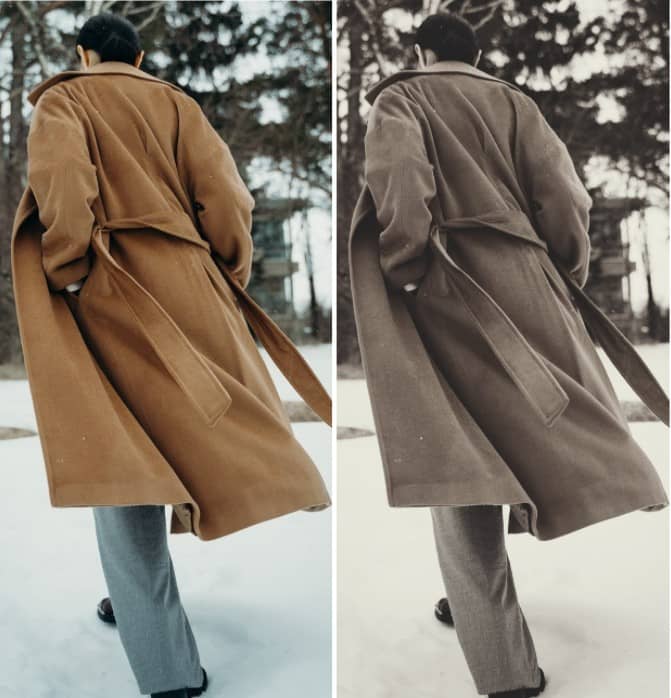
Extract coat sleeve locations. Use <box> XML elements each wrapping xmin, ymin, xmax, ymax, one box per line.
<box><xmin>27</xmin><ymin>89</ymin><xmax>99</xmax><ymax>292</ymax></box>
<box><xmin>514</xmin><ymin>95</ymin><xmax>593</xmax><ymax>288</ymax></box>
<box><xmin>364</xmin><ymin>88</ymin><xmax>437</xmax><ymax>291</ymax></box>
<box><xmin>177</xmin><ymin>97</ymin><xmax>255</xmax><ymax>289</ymax></box>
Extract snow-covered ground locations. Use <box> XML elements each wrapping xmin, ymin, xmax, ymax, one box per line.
<box><xmin>262</xmin><ymin>343</ymin><xmax>332</xmax><ymax>400</ymax></box>
<box><xmin>337</xmin><ymin>345</ymin><xmax>669</xmax><ymax>698</ymax></box>
<box><xmin>0</xmin><ymin>344</ymin><xmax>332</xmax><ymax>698</ymax></box>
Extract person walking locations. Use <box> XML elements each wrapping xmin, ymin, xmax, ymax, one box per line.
<box><xmin>348</xmin><ymin>11</ymin><xmax>668</xmax><ymax>698</ymax></box>
<box><xmin>12</xmin><ymin>12</ymin><xmax>331</xmax><ymax>697</ymax></box>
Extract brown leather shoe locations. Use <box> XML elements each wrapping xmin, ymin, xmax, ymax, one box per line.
<box><xmin>96</xmin><ymin>596</ymin><xmax>116</xmax><ymax>624</ymax></box>
<box><xmin>434</xmin><ymin>597</ymin><xmax>454</xmax><ymax>626</ymax></box>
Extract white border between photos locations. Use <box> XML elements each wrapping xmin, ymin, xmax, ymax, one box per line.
<box><xmin>331</xmin><ymin>1</ymin><xmax>338</xmax><ymax>697</ymax></box>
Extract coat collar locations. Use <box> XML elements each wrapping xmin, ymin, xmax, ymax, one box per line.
<box><xmin>27</xmin><ymin>60</ymin><xmax>185</xmax><ymax>105</ymax></box>
<box><xmin>364</xmin><ymin>60</ymin><xmax>521</xmax><ymax>105</ymax></box>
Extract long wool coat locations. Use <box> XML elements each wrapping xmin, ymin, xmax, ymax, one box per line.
<box><xmin>12</xmin><ymin>60</ymin><xmax>331</xmax><ymax>541</ymax></box>
<box><xmin>349</xmin><ymin>60</ymin><xmax>669</xmax><ymax>541</ymax></box>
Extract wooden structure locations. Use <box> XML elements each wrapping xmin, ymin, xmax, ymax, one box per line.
<box><xmin>584</xmin><ymin>197</ymin><xmax>642</xmax><ymax>339</ymax></box>
<box><xmin>247</xmin><ymin>196</ymin><xmax>305</xmax><ymax>337</ymax></box>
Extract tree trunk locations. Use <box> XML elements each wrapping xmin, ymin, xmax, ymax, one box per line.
<box><xmin>640</xmin><ymin>224</ymin><xmax>662</xmax><ymax>341</ymax></box>
<box><xmin>336</xmin><ymin>16</ymin><xmax>365</xmax><ymax>365</ymax></box>
<box><xmin>645</xmin><ymin>271</ymin><xmax>661</xmax><ymax>340</ymax></box>
<box><xmin>304</xmin><ymin>225</ymin><xmax>320</xmax><ymax>339</ymax></box>
<box><xmin>0</xmin><ymin>15</ymin><xmax>26</xmax><ymax>363</ymax></box>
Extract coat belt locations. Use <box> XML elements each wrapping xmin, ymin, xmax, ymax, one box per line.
<box><xmin>90</xmin><ymin>216</ymin><xmax>332</xmax><ymax>427</ymax></box>
<box><xmin>210</xmin><ymin>254</ymin><xmax>332</xmax><ymax>425</ymax></box>
<box><xmin>550</xmin><ymin>257</ymin><xmax>669</xmax><ymax>426</ymax></box>
<box><xmin>91</xmin><ymin>222</ymin><xmax>232</xmax><ymax>427</ymax></box>
<box><xmin>431</xmin><ymin>217</ymin><xmax>669</xmax><ymax>427</ymax></box>
<box><xmin>429</xmin><ymin>223</ymin><xmax>569</xmax><ymax>427</ymax></box>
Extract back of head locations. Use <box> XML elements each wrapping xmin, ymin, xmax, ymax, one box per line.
<box><xmin>76</xmin><ymin>12</ymin><xmax>141</xmax><ymax>64</ymax></box>
<box><xmin>415</xmin><ymin>12</ymin><xmax>479</xmax><ymax>64</ymax></box>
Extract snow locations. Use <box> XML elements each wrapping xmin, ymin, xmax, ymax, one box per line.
<box><xmin>337</xmin><ymin>344</ymin><xmax>669</xmax><ymax>697</ymax></box>
<box><xmin>260</xmin><ymin>343</ymin><xmax>332</xmax><ymax>401</ymax></box>
<box><xmin>596</xmin><ymin>343</ymin><xmax>669</xmax><ymax>400</ymax></box>
<box><xmin>1</xmin><ymin>338</ymin><xmax>667</xmax><ymax>697</ymax></box>
<box><xmin>0</xmin><ymin>379</ymin><xmax>38</xmax><ymax>432</ymax></box>
<box><xmin>0</xmin><ymin>345</ymin><xmax>332</xmax><ymax>697</ymax></box>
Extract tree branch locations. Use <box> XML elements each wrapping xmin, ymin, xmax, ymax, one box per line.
<box><xmin>135</xmin><ymin>2</ymin><xmax>163</xmax><ymax>30</ymax></box>
<box><xmin>470</xmin><ymin>0</ymin><xmax>504</xmax><ymax>29</ymax></box>
<box><xmin>274</xmin><ymin>164</ymin><xmax>331</xmax><ymax>196</ymax></box>
<box><xmin>352</xmin><ymin>0</ymin><xmax>391</xmax><ymax>78</ymax></box>
<box><xmin>436</xmin><ymin>0</ymin><xmax>461</xmax><ymax>12</ymax></box>
<box><xmin>15</xmin><ymin>2</ymin><xmax>49</xmax><ymax>79</ymax></box>
<box><xmin>466</xmin><ymin>0</ymin><xmax>504</xmax><ymax>13</ymax></box>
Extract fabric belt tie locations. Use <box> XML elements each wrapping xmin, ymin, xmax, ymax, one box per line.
<box><xmin>551</xmin><ymin>259</ymin><xmax>669</xmax><ymax>426</ymax></box>
<box><xmin>430</xmin><ymin>222</ymin><xmax>569</xmax><ymax>427</ymax></box>
<box><xmin>431</xmin><ymin>214</ymin><xmax>669</xmax><ymax>427</ymax></box>
<box><xmin>211</xmin><ymin>256</ymin><xmax>332</xmax><ymax>425</ymax></box>
<box><xmin>90</xmin><ymin>215</ymin><xmax>332</xmax><ymax>427</ymax></box>
<box><xmin>92</xmin><ymin>222</ymin><xmax>231</xmax><ymax>427</ymax></box>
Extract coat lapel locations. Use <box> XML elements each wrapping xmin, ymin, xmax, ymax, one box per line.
<box><xmin>364</xmin><ymin>60</ymin><xmax>522</xmax><ymax>105</ymax></box>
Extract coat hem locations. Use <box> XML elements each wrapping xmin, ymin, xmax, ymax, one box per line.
<box><xmin>170</xmin><ymin>492</ymin><xmax>332</xmax><ymax>541</ymax></box>
<box><xmin>520</xmin><ymin>488</ymin><xmax>670</xmax><ymax>541</ymax></box>
<box><xmin>51</xmin><ymin>479</ymin><xmax>332</xmax><ymax>541</ymax></box>
<box><xmin>385</xmin><ymin>479</ymin><xmax>668</xmax><ymax>541</ymax></box>
<box><xmin>50</xmin><ymin>479</ymin><xmax>193</xmax><ymax>509</ymax></box>
<box><xmin>388</xmin><ymin>480</ymin><xmax>539</xmax><ymax>536</ymax></box>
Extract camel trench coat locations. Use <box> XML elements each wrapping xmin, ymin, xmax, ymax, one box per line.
<box><xmin>11</xmin><ymin>60</ymin><xmax>331</xmax><ymax>541</ymax></box>
<box><xmin>349</xmin><ymin>60</ymin><xmax>668</xmax><ymax>541</ymax></box>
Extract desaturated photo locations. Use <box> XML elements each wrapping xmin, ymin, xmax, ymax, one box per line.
<box><xmin>0</xmin><ymin>2</ymin><xmax>332</xmax><ymax>697</ymax></box>
<box><xmin>337</xmin><ymin>2</ymin><xmax>669</xmax><ymax>698</ymax></box>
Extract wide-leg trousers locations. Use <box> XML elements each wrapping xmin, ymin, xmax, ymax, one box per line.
<box><xmin>431</xmin><ymin>505</ymin><xmax>542</xmax><ymax>695</ymax></box>
<box><xmin>92</xmin><ymin>505</ymin><xmax>204</xmax><ymax>695</ymax></box>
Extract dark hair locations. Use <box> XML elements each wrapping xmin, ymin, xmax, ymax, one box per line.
<box><xmin>76</xmin><ymin>12</ymin><xmax>141</xmax><ymax>65</ymax></box>
<box><xmin>415</xmin><ymin>12</ymin><xmax>479</xmax><ymax>64</ymax></box>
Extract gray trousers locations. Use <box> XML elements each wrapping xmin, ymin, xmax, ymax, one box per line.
<box><xmin>431</xmin><ymin>505</ymin><xmax>542</xmax><ymax>695</ymax></box>
<box><xmin>93</xmin><ymin>505</ymin><xmax>204</xmax><ymax>695</ymax></box>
